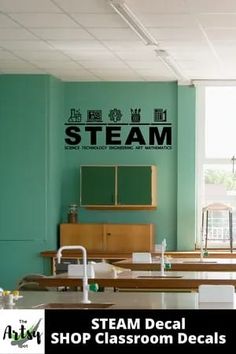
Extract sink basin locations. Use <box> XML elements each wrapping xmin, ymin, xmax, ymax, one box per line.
<box><xmin>33</xmin><ymin>303</ymin><xmax>114</xmax><ymax>309</ymax></box>
<box><xmin>137</xmin><ymin>275</ymin><xmax>183</xmax><ymax>279</ymax></box>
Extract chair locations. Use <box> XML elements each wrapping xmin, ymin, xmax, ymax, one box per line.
<box><xmin>198</xmin><ymin>285</ymin><xmax>234</xmax><ymax>303</ymax></box>
<box><xmin>201</xmin><ymin>203</ymin><xmax>233</xmax><ymax>252</ymax></box>
<box><xmin>132</xmin><ymin>252</ymin><xmax>152</xmax><ymax>263</ymax></box>
<box><xmin>16</xmin><ymin>274</ymin><xmax>54</xmax><ymax>291</ymax></box>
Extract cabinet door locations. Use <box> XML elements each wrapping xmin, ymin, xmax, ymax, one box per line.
<box><xmin>60</xmin><ymin>224</ymin><xmax>104</xmax><ymax>252</ymax></box>
<box><xmin>104</xmin><ymin>224</ymin><xmax>154</xmax><ymax>252</ymax></box>
<box><xmin>80</xmin><ymin>166</ymin><xmax>115</xmax><ymax>205</ymax></box>
<box><xmin>117</xmin><ymin>166</ymin><xmax>152</xmax><ymax>205</ymax></box>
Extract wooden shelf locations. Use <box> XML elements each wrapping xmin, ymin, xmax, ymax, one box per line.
<box><xmin>86</xmin><ymin>205</ymin><xmax>157</xmax><ymax>210</ymax></box>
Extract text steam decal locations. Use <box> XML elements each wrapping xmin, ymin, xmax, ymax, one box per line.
<box><xmin>64</xmin><ymin>107</ymin><xmax>172</xmax><ymax>151</ymax></box>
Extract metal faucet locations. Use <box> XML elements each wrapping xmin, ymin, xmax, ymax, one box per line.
<box><xmin>160</xmin><ymin>239</ymin><xmax>167</xmax><ymax>276</ymax></box>
<box><xmin>56</xmin><ymin>245</ymin><xmax>91</xmax><ymax>303</ymax></box>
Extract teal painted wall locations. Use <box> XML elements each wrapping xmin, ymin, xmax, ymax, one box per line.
<box><xmin>62</xmin><ymin>82</ymin><xmax>178</xmax><ymax>250</ymax></box>
<box><xmin>0</xmin><ymin>75</ymin><xmax>63</xmax><ymax>289</ymax></box>
<box><xmin>177</xmin><ymin>85</ymin><xmax>196</xmax><ymax>250</ymax></box>
<box><xmin>0</xmin><ymin>76</ymin><xmax>196</xmax><ymax>289</ymax></box>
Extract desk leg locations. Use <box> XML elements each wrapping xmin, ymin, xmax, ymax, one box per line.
<box><xmin>52</xmin><ymin>257</ymin><xmax>56</xmax><ymax>275</ymax></box>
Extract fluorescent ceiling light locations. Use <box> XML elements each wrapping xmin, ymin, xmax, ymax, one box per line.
<box><xmin>155</xmin><ymin>49</ymin><xmax>188</xmax><ymax>82</ymax></box>
<box><xmin>110</xmin><ymin>0</ymin><xmax>158</xmax><ymax>46</ymax></box>
<box><xmin>109</xmin><ymin>0</ymin><xmax>189</xmax><ymax>82</ymax></box>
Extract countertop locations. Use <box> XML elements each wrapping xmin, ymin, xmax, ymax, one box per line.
<box><xmin>41</xmin><ymin>250</ymin><xmax>236</xmax><ymax>259</ymax></box>
<box><xmin>1</xmin><ymin>291</ymin><xmax>236</xmax><ymax>310</ymax></box>
<box><xmin>24</xmin><ymin>270</ymin><xmax>236</xmax><ymax>290</ymax></box>
<box><xmin>113</xmin><ymin>257</ymin><xmax>236</xmax><ymax>271</ymax></box>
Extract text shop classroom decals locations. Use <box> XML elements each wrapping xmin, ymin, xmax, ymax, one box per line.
<box><xmin>64</xmin><ymin>107</ymin><xmax>172</xmax><ymax>151</ymax></box>
<box><xmin>45</xmin><ymin>309</ymin><xmax>233</xmax><ymax>354</ymax></box>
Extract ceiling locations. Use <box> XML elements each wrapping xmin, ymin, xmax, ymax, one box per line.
<box><xmin>1</xmin><ymin>0</ymin><xmax>236</xmax><ymax>83</ymax></box>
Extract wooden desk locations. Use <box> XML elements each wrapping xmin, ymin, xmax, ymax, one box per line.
<box><xmin>164</xmin><ymin>251</ymin><xmax>236</xmax><ymax>258</ymax></box>
<box><xmin>113</xmin><ymin>257</ymin><xmax>236</xmax><ymax>271</ymax></box>
<box><xmin>27</xmin><ymin>270</ymin><xmax>236</xmax><ymax>291</ymax></box>
<box><xmin>41</xmin><ymin>250</ymin><xmax>129</xmax><ymax>274</ymax></box>
<box><xmin>41</xmin><ymin>250</ymin><xmax>236</xmax><ymax>274</ymax></box>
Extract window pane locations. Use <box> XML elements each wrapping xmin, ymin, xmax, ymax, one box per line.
<box><xmin>204</xmin><ymin>164</ymin><xmax>236</xmax><ymax>246</ymax></box>
<box><xmin>205</xmin><ymin>87</ymin><xmax>236</xmax><ymax>158</ymax></box>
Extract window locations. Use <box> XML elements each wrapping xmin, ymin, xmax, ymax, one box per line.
<box><xmin>197</xmin><ymin>86</ymin><xmax>236</xmax><ymax>249</ymax></box>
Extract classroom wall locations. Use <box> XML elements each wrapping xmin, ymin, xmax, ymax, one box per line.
<box><xmin>0</xmin><ymin>75</ymin><xmax>63</xmax><ymax>288</ymax></box>
<box><xmin>0</xmin><ymin>76</ymin><xmax>195</xmax><ymax>289</ymax></box>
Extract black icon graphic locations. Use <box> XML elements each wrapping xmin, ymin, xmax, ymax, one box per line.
<box><xmin>154</xmin><ymin>109</ymin><xmax>167</xmax><ymax>122</ymax></box>
<box><xmin>87</xmin><ymin>110</ymin><xmax>102</xmax><ymax>122</ymax></box>
<box><xmin>68</xmin><ymin>108</ymin><xmax>82</xmax><ymax>122</ymax></box>
<box><xmin>131</xmin><ymin>108</ymin><xmax>141</xmax><ymax>122</ymax></box>
<box><xmin>109</xmin><ymin>108</ymin><xmax>122</xmax><ymax>123</ymax></box>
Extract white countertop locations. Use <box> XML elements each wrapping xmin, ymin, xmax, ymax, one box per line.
<box><xmin>1</xmin><ymin>291</ymin><xmax>235</xmax><ymax>310</ymax></box>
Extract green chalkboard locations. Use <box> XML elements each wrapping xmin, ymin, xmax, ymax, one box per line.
<box><xmin>80</xmin><ymin>166</ymin><xmax>115</xmax><ymax>205</ymax></box>
<box><xmin>117</xmin><ymin>166</ymin><xmax>152</xmax><ymax>205</ymax></box>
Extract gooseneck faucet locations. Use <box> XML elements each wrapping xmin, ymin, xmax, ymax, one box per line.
<box><xmin>56</xmin><ymin>245</ymin><xmax>91</xmax><ymax>304</ymax></box>
<box><xmin>160</xmin><ymin>238</ymin><xmax>167</xmax><ymax>276</ymax></box>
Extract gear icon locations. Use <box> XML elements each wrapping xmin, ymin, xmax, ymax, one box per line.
<box><xmin>109</xmin><ymin>108</ymin><xmax>122</xmax><ymax>123</ymax></box>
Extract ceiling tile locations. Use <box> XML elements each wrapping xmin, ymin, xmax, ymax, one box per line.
<box><xmin>0</xmin><ymin>58</ymin><xmax>39</xmax><ymax>69</ymax></box>
<box><xmin>0</xmin><ymin>40</ymin><xmax>53</xmax><ymax>50</ymax></box>
<box><xmin>30</xmin><ymin>28</ymin><xmax>94</xmax><ymax>40</ymax></box>
<box><xmin>0</xmin><ymin>13</ymin><xmax>19</xmax><ymax>27</ymax></box>
<box><xmin>128</xmin><ymin>0</ymin><xmax>187</xmax><ymax>13</ymax></box>
<box><xmin>139</xmin><ymin>14</ymin><xmax>197</xmax><ymax>27</ymax></box>
<box><xmin>87</xmin><ymin>28</ymin><xmax>139</xmax><ymax>40</ymax></box>
<box><xmin>186</xmin><ymin>0</ymin><xmax>236</xmax><ymax>13</ymax></box>
<box><xmin>150</xmin><ymin>28</ymin><xmax>205</xmax><ymax>41</ymax></box>
<box><xmin>0</xmin><ymin>29</ymin><xmax>37</xmax><ymax>40</ymax></box>
<box><xmin>213</xmin><ymin>41</ymin><xmax>236</xmax><ymax>53</ymax></box>
<box><xmin>0</xmin><ymin>67</ymin><xmax>45</xmax><ymax>74</ymax></box>
<box><xmin>115</xmin><ymin>49</ymin><xmax>157</xmax><ymax>60</ymax></box>
<box><xmin>134</xmin><ymin>67</ymin><xmax>174</xmax><ymax>76</ymax></box>
<box><xmin>12</xmin><ymin>50</ymin><xmax>70</xmax><ymax>61</ymax></box>
<box><xmin>206</xmin><ymin>29</ymin><xmax>236</xmax><ymax>41</ymax></box>
<box><xmin>198</xmin><ymin>14</ymin><xmax>236</xmax><ymax>28</ymax></box>
<box><xmin>0</xmin><ymin>49</ymin><xmax>20</xmax><ymax>60</ymax></box>
<box><xmin>0</xmin><ymin>0</ymin><xmax>235</xmax><ymax>81</ymax></box>
<box><xmin>103</xmin><ymin>40</ymin><xmax>146</xmax><ymax>51</ymax></box>
<box><xmin>55</xmin><ymin>73</ymin><xmax>100</xmax><ymax>81</ymax></box>
<box><xmin>141</xmin><ymin>75</ymin><xmax>175</xmax><ymax>81</ymax></box>
<box><xmin>97</xmin><ymin>75</ymin><xmax>142</xmax><ymax>81</ymax></box>
<box><xmin>71</xmin><ymin>13</ymin><xmax>127</xmax><ymax>28</ymax></box>
<box><xmin>89</xmin><ymin>67</ymin><xmax>138</xmax><ymax>75</ymax></box>
<box><xmin>54</xmin><ymin>0</ymin><xmax>113</xmax><ymax>13</ymax></box>
<box><xmin>64</xmin><ymin>49</ymin><xmax>117</xmax><ymax>61</ymax></box>
<box><xmin>48</xmin><ymin>40</ymin><xmax>105</xmax><ymax>51</ymax></box>
<box><xmin>0</xmin><ymin>0</ymin><xmax>62</xmax><ymax>12</ymax></box>
<box><xmin>30</xmin><ymin>60</ymin><xmax>82</xmax><ymax>69</ymax></box>
<box><xmin>78</xmin><ymin>60</ymin><xmax>128</xmax><ymax>69</ymax></box>
<box><xmin>9</xmin><ymin>13</ymin><xmax>78</xmax><ymax>28</ymax></box>
<box><xmin>126</xmin><ymin>60</ymin><xmax>167</xmax><ymax>69</ymax></box>
<box><xmin>48</xmin><ymin>67</ymin><xmax>94</xmax><ymax>76</ymax></box>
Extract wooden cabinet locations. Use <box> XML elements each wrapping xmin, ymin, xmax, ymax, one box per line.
<box><xmin>104</xmin><ymin>224</ymin><xmax>154</xmax><ymax>253</ymax></box>
<box><xmin>80</xmin><ymin>165</ymin><xmax>157</xmax><ymax>209</ymax></box>
<box><xmin>60</xmin><ymin>223</ymin><xmax>154</xmax><ymax>253</ymax></box>
<box><xmin>60</xmin><ymin>223</ymin><xmax>104</xmax><ymax>252</ymax></box>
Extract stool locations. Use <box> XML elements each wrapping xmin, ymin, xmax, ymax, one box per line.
<box><xmin>201</xmin><ymin>203</ymin><xmax>233</xmax><ymax>252</ymax></box>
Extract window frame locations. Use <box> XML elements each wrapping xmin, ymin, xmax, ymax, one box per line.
<box><xmin>195</xmin><ymin>82</ymin><xmax>236</xmax><ymax>248</ymax></box>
